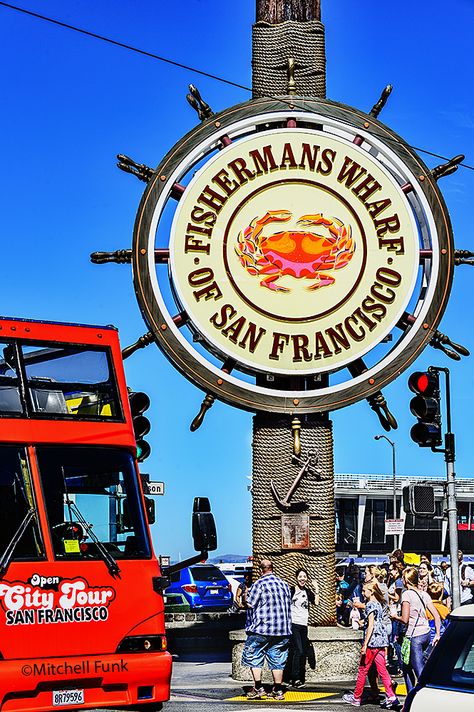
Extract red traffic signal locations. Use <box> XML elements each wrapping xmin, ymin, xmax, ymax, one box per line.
<box><xmin>408</xmin><ymin>371</ymin><xmax>438</xmax><ymax>396</ymax></box>
<box><xmin>408</xmin><ymin>370</ymin><xmax>442</xmax><ymax>448</ymax></box>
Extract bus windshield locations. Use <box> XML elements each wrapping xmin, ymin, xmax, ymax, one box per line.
<box><xmin>36</xmin><ymin>446</ymin><xmax>151</xmax><ymax>561</ymax></box>
<box><xmin>0</xmin><ymin>446</ymin><xmax>44</xmax><ymax>564</ymax></box>
<box><xmin>0</xmin><ymin>340</ymin><xmax>122</xmax><ymax>420</ymax></box>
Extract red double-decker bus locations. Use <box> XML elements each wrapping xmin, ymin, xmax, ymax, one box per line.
<box><xmin>0</xmin><ymin>316</ymin><xmax>194</xmax><ymax>712</ymax></box>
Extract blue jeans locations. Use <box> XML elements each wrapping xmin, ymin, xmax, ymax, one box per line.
<box><xmin>242</xmin><ymin>633</ymin><xmax>290</xmax><ymax>670</ymax></box>
<box><xmin>403</xmin><ymin>631</ymin><xmax>431</xmax><ymax>693</ymax></box>
<box><xmin>391</xmin><ymin>620</ymin><xmax>403</xmax><ymax>670</ymax></box>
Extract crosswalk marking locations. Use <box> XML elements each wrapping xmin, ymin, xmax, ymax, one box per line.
<box><xmin>226</xmin><ymin>690</ymin><xmax>338</xmax><ymax>702</ymax></box>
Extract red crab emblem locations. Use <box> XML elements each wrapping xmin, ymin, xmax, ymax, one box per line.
<box><xmin>235</xmin><ymin>210</ymin><xmax>355</xmax><ymax>292</ymax></box>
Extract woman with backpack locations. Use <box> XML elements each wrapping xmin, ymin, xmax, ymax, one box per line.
<box><xmin>391</xmin><ymin>566</ymin><xmax>441</xmax><ymax>693</ymax></box>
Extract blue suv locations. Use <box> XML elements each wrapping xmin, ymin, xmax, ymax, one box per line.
<box><xmin>165</xmin><ymin>563</ymin><xmax>232</xmax><ymax>610</ymax></box>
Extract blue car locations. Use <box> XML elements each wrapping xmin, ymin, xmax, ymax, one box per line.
<box><xmin>164</xmin><ymin>563</ymin><xmax>233</xmax><ymax>610</ymax></box>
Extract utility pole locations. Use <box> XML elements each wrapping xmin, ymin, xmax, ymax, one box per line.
<box><xmin>433</xmin><ymin>368</ymin><xmax>461</xmax><ymax>609</ymax></box>
<box><xmin>251</xmin><ymin>0</ymin><xmax>334</xmax><ymax>625</ymax></box>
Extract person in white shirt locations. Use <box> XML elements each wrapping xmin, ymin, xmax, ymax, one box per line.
<box><xmin>445</xmin><ymin>550</ymin><xmax>474</xmax><ymax>606</ymax></box>
<box><xmin>289</xmin><ymin>569</ymin><xmax>319</xmax><ymax>688</ymax></box>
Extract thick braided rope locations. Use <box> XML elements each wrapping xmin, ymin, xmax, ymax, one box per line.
<box><xmin>252</xmin><ymin>413</ymin><xmax>335</xmax><ymax>626</ymax></box>
<box><xmin>252</xmin><ymin>21</ymin><xmax>326</xmax><ymax>99</ymax></box>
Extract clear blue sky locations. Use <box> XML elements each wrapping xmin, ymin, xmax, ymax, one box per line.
<box><xmin>1</xmin><ymin>1</ymin><xmax>473</xmax><ymax>561</ymax></box>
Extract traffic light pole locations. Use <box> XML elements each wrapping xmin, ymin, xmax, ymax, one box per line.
<box><xmin>431</xmin><ymin>367</ymin><xmax>461</xmax><ymax>609</ymax></box>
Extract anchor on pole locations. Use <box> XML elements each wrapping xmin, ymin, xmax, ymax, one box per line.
<box><xmin>270</xmin><ymin>451</ymin><xmax>320</xmax><ymax>511</ymax></box>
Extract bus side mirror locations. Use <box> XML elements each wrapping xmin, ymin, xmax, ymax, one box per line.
<box><xmin>192</xmin><ymin>497</ymin><xmax>217</xmax><ymax>552</ymax></box>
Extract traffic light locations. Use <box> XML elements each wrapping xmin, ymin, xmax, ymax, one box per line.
<box><xmin>402</xmin><ymin>484</ymin><xmax>436</xmax><ymax>516</ymax></box>
<box><xmin>408</xmin><ymin>370</ymin><xmax>442</xmax><ymax>448</ymax></box>
<box><xmin>128</xmin><ymin>391</ymin><xmax>151</xmax><ymax>462</ymax></box>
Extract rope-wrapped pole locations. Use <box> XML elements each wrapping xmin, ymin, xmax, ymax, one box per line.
<box><xmin>253</xmin><ymin>0</ymin><xmax>326</xmax><ymax>99</ymax></box>
<box><xmin>251</xmin><ymin>0</ymin><xmax>334</xmax><ymax>626</ymax></box>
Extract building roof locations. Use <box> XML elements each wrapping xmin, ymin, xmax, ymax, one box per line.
<box><xmin>335</xmin><ymin>473</ymin><xmax>474</xmax><ymax>498</ymax></box>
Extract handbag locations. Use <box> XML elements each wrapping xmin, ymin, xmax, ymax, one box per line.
<box><xmin>401</xmin><ymin>634</ymin><xmax>411</xmax><ymax>665</ymax></box>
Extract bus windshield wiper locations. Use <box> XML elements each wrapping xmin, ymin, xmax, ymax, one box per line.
<box><xmin>66</xmin><ymin>499</ymin><xmax>120</xmax><ymax>577</ymax></box>
<box><xmin>0</xmin><ymin>509</ymin><xmax>36</xmax><ymax>577</ymax></box>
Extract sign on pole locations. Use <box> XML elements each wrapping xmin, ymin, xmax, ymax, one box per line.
<box><xmin>143</xmin><ymin>481</ymin><xmax>165</xmax><ymax>496</ymax></box>
<box><xmin>384</xmin><ymin>518</ymin><xmax>405</xmax><ymax>536</ymax></box>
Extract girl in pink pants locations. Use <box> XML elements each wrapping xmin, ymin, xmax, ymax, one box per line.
<box><xmin>342</xmin><ymin>580</ymin><xmax>400</xmax><ymax>709</ymax></box>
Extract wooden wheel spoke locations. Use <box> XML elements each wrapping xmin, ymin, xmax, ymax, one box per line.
<box><xmin>172</xmin><ymin>312</ymin><xmax>188</xmax><ymax>328</ymax></box>
<box><xmin>419</xmin><ymin>249</ymin><xmax>432</xmax><ymax>260</ymax></box>
<box><xmin>171</xmin><ymin>183</ymin><xmax>186</xmax><ymax>200</ymax></box>
<box><xmin>347</xmin><ymin>358</ymin><xmax>368</xmax><ymax>377</ymax></box>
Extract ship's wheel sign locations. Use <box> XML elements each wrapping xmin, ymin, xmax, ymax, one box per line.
<box><xmin>93</xmin><ymin>95</ymin><xmax>470</xmax><ymax>422</ymax></box>
<box><xmin>168</xmin><ymin>128</ymin><xmax>419</xmax><ymax>377</ymax></box>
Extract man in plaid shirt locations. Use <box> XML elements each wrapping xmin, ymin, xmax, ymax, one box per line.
<box><xmin>242</xmin><ymin>559</ymin><xmax>291</xmax><ymax>700</ymax></box>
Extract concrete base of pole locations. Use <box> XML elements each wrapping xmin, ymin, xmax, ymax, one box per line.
<box><xmin>230</xmin><ymin>626</ymin><xmax>362</xmax><ymax>682</ymax></box>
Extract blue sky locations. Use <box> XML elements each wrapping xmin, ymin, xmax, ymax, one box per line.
<box><xmin>1</xmin><ymin>1</ymin><xmax>473</xmax><ymax>560</ymax></box>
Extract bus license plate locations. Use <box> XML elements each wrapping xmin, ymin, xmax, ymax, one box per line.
<box><xmin>53</xmin><ymin>689</ymin><xmax>84</xmax><ymax>706</ymax></box>
<box><xmin>209</xmin><ymin>588</ymin><xmax>218</xmax><ymax>594</ymax></box>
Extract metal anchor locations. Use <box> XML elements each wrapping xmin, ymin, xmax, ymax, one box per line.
<box><xmin>270</xmin><ymin>452</ymin><xmax>320</xmax><ymax>512</ymax></box>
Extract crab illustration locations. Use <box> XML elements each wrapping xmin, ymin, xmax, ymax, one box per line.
<box><xmin>235</xmin><ymin>210</ymin><xmax>355</xmax><ymax>292</ymax></box>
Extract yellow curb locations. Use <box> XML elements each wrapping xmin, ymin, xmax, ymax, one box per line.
<box><xmin>226</xmin><ymin>691</ymin><xmax>338</xmax><ymax>702</ymax></box>
<box><xmin>382</xmin><ymin>683</ymin><xmax>407</xmax><ymax>697</ymax></box>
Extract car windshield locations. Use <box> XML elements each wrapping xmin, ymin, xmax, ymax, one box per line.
<box><xmin>424</xmin><ymin>619</ymin><xmax>474</xmax><ymax>691</ymax></box>
<box><xmin>191</xmin><ymin>566</ymin><xmax>227</xmax><ymax>582</ymax></box>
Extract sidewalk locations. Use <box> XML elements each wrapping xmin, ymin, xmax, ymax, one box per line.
<box><xmin>170</xmin><ymin>659</ymin><xmax>406</xmax><ymax>707</ymax></box>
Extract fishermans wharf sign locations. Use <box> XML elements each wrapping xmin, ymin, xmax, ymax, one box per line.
<box><xmin>169</xmin><ymin>130</ymin><xmax>418</xmax><ymax>374</ymax></box>
<box><xmin>132</xmin><ymin>98</ymin><xmax>453</xmax><ymax>413</ymax></box>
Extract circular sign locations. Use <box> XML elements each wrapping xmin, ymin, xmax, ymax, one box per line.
<box><xmin>169</xmin><ymin>129</ymin><xmax>419</xmax><ymax>375</ymax></box>
<box><xmin>132</xmin><ymin>96</ymin><xmax>453</xmax><ymax>414</ymax></box>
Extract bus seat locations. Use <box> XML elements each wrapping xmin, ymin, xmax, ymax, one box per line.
<box><xmin>124</xmin><ymin>536</ymin><xmax>138</xmax><ymax>555</ymax></box>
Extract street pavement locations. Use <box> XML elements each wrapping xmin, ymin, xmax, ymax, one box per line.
<box><xmin>166</xmin><ymin>659</ymin><xmax>407</xmax><ymax>710</ymax></box>
<box><xmin>86</xmin><ymin>656</ymin><xmax>406</xmax><ymax>710</ymax></box>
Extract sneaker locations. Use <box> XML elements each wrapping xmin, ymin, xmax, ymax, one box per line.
<box><xmin>293</xmin><ymin>680</ymin><xmax>305</xmax><ymax>688</ymax></box>
<box><xmin>271</xmin><ymin>687</ymin><xmax>285</xmax><ymax>700</ymax></box>
<box><xmin>342</xmin><ymin>692</ymin><xmax>361</xmax><ymax>706</ymax></box>
<box><xmin>380</xmin><ymin>697</ymin><xmax>400</xmax><ymax>709</ymax></box>
<box><xmin>246</xmin><ymin>687</ymin><xmax>266</xmax><ymax>699</ymax></box>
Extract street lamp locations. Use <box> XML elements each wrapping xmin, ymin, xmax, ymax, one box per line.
<box><xmin>374</xmin><ymin>435</ymin><xmax>398</xmax><ymax>547</ymax></box>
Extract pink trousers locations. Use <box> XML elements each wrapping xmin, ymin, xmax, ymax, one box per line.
<box><xmin>354</xmin><ymin>647</ymin><xmax>395</xmax><ymax>700</ymax></box>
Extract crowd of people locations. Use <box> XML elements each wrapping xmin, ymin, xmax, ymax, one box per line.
<box><xmin>337</xmin><ymin>548</ymin><xmax>474</xmax><ymax>706</ymax></box>
<box><xmin>237</xmin><ymin>550</ymin><xmax>474</xmax><ymax>706</ymax></box>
